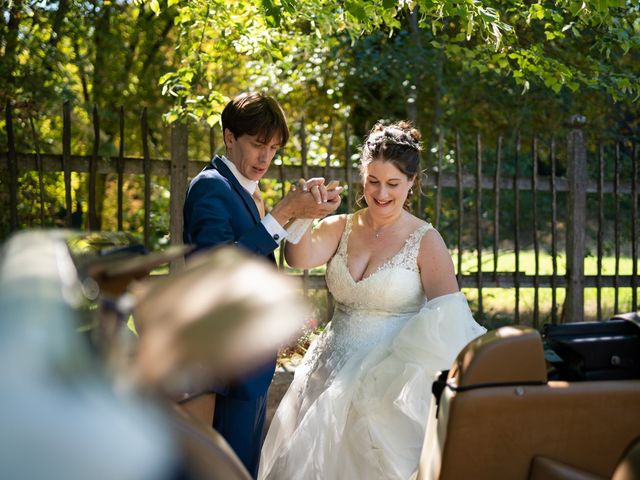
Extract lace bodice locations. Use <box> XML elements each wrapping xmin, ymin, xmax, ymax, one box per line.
<box><xmin>326</xmin><ymin>213</ymin><xmax>432</xmax><ymax>315</ymax></box>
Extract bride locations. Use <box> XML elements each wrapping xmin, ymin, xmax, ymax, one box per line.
<box><xmin>258</xmin><ymin>121</ymin><xmax>486</xmax><ymax>479</ymax></box>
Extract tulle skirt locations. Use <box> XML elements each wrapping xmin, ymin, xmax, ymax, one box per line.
<box><xmin>258</xmin><ymin>292</ymin><xmax>486</xmax><ymax>480</ymax></box>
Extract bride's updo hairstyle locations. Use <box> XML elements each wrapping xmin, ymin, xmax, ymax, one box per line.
<box><xmin>360</xmin><ymin>120</ymin><xmax>422</xmax><ymax>180</ymax></box>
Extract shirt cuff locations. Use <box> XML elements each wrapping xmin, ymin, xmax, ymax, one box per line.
<box><xmin>262</xmin><ymin>214</ymin><xmax>288</xmax><ymax>243</ymax></box>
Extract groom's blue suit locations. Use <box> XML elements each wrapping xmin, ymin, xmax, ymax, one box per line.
<box><xmin>183</xmin><ymin>155</ymin><xmax>280</xmax><ymax>477</ymax></box>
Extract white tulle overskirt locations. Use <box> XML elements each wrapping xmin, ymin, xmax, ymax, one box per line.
<box><xmin>258</xmin><ymin>292</ymin><xmax>485</xmax><ymax>480</ymax></box>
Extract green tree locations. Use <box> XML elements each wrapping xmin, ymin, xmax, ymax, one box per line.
<box><xmin>1</xmin><ymin>0</ymin><xmax>180</xmax><ymax>236</ymax></box>
<box><xmin>149</xmin><ymin>0</ymin><xmax>639</xmax><ymax>126</ymax></box>
<box><xmin>2</xmin><ymin>0</ymin><xmax>638</xmax><ymax>244</ymax></box>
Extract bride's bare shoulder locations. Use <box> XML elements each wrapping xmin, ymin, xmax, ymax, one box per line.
<box><xmin>321</xmin><ymin>213</ymin><xmax>348</xmax><ymax>230</ymax></box>
<box><xmin>411</xmin><ymin>218</ymin><xmax>448</xmax><ymax>259</ymax></box>
<box><xmin>318</xmin><ymin>213</ymin><xmax>349</xmax><ymax>241</ymax></box>
<box><xmin>405</xmin><ymin>212</ymin><xmax>431</xmax><ymax>232</ymax></box>
<box><xmin>324</xmin><ymin>212</ymin><xmax>348</xmax><ymax>224</ymax></box>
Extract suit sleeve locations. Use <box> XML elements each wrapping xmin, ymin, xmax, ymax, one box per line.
<box><xmin>183</xmin><ymin>175</ymin><xmax>278</xmax><ymax>256</ymax></box>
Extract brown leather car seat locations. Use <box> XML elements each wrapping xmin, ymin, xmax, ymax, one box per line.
<box><xmin>169</xmin><ymin>403</ymin><xmax>251</xmax><ymax>480</ymax></box>
<box><xmin>612</xmin><ymin>435</ymin><xmax>640</xmax><ymax>480</ymax></box>
<box><xmin>417</xmin><ymin>325</ymin><xmax>640</xmax><ymax>480</ymax></box>
<box><xmin>528</xmin><ymin>435</ymin><xmax>640</xmax><ymax>480</ymax></box>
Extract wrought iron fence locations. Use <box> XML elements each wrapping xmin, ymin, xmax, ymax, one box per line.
<box><xmin>1</xmin><ymin>102</ymin><xmax>638</xmax><ymax>327</ymax></box>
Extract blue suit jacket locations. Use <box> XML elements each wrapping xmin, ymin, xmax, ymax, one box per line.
<box><xmin>183</xmin><ymin>155</ymin><xmax>279</xmax><ymax>399</ymax></box>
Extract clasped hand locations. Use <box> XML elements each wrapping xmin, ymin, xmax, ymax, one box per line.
<box><xmin>290</xmin><ymin>178</ymin><xmax>341</xmax><ymax>204</ymax></box>
<box><xmin>271</xmin><ymin>177</ymin><xmax>342</xmax><ymax>226</ymax></box>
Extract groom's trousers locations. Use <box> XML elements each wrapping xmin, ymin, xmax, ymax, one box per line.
<box><xmin>213</xmin><ymin>392</ymin><xmax>268</xmax><ymax>479</ymax></box>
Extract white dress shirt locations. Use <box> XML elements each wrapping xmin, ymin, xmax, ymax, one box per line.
<box><xmin>220</xmin><ymin>156</ymin><xmax>288</xmax><ymax>243</ymax></box>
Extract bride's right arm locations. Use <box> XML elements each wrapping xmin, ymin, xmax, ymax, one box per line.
<box><xmin>284</xmin><ymin>214</ymin><xmax>346</xmax><ymax>269</ymax></box>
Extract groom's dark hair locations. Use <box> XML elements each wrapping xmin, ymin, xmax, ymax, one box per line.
<box><xmin>222</xmin><ymin>92</ymin><xmax>289</xmax><ymax>147</ymax></box>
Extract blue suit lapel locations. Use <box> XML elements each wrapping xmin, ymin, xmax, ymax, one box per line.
<box><xmin>212</xmin><ymin>156</ymin><xmax>261</xmax><ymax>223</ymax></box>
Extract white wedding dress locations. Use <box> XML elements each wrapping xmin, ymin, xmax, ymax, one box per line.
<box><xmin>259</xmin><ymin>214</ymin><xmax>486</xmax><ymax>480</ymax></box>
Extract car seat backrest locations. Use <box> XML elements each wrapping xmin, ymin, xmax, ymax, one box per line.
<box><xmin>450</xmin><ymin>325</ymin><xmax>547</xmax><ymax>388</ymax></box>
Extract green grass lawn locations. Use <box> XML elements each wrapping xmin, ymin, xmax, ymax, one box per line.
<box><xmin>279</xmin><ymin>247</ymin><xmax>639</xmax><ymax>330</ymax></box>
<box><xmin>454</xmin><ymin>249</ymin><xmax>638</xmax><ymax>328</ymax></box>
<box><xmin>453</xmin><ymin>249</ymin><xmax>637</xmax><ymax>277</ymax></box>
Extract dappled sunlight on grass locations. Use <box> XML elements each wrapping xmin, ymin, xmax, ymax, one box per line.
<box><xmin>464</xmin><ymin>285</ymin><xmax>637</xmax><ymax>329</ymax></box>
<box><xmin>452</xmin><ymin>249</ymin><xmax>638</xmax><ymax>276</ymax></box>
<box><xmin>456</xmin><ymin>249</ymin><xmax>638</xmax><ymax>327</ymax></box>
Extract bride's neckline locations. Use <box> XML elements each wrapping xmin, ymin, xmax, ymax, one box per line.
<box><xmin>363</xmin><ymin>209</ymin><xmax>404</xmax><ymax>240</ymax></box>
<box><xmin>342</xmin><ymin>212</ymin><xmax>427</xmax><ymax>284</ymax></box>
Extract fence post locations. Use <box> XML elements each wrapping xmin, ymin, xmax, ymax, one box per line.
<box><xmin>117</xmin><ymin>106</ymin><xmax>125</xmax><ymax>231</ymax></box>
<box><xmin>564</xmin><ymin>115</ymin><xmax>587</xmax><ymax>323</ymax></box>
<box><xmin>141</xmin><ymin>108</ymin><xmax>151</xmax><ymax>250</ymax></box>
<box><xmin>89</xmin><ymin>103</ymin><xmax>99</xmax><ymax>230</ymax></box>
<box><xmin>299</xmin><ymin>117</ymin><xmax>309</xmax><ymax>296</ymax></box>
<box><xmin>345</xmin><ymin>124</ymin><xmax>353</xmax><ymax>212</ymax></box>
<box><xmin>170</xmin><ymin>123</ymin><xmax>188</xmax><ymax>272</ymax></box>
<box><xmin>62</xmin><ymin>101</ymin><xmax>72</xmax><ymax>228</ymax></box>
<box><xmin>5</xmin><ymin>102</ymin><xmax>18</xmax><ymax>232</ymax></box>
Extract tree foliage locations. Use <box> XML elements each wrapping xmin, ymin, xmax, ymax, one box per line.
<box><xmin>1</xmin><ymin>0</ymin><xmax>638</xmax><ymax>244</ymax></box>
<box><xmin>1</xmin><ymin>0</ymin><xmax>180</xmax><ymax>236</ymax></box>
<box><xmin>146</xmin><ymin>0</ymin><xmax>639</xmax><ymax>126</ymax></box>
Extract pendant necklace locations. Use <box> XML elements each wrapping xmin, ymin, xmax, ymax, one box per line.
<box><xmin>367</xmin><ymin>211</ymin><xmax>402</xmax><ymax>240</ymax></box>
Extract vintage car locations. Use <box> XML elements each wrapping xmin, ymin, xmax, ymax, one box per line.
<box><xmin>417</xmin><ymin>315</ymin><xmax>640</xmax><ymax>480</ymax></box>
<box><xmin>1</xmin><ymin>230</ymin><xmax>638</xmax><ymax>480</ymax></box>
<box><xmin>0</xmin><ymin>230</ymin><xmax>304</xmax><ymax>480</ymax></box>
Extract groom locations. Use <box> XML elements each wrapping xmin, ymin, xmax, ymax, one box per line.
<box><xmin>182</xmin><ymin>91</ymin><xmax>341</xmax><ymax>477</ymax></box>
